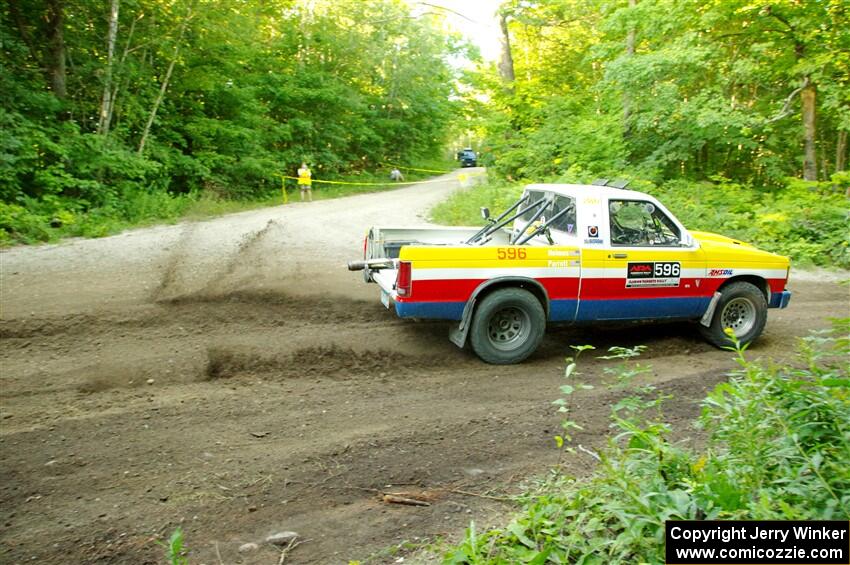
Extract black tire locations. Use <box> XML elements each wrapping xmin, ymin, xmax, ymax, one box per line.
<box><xmin>469</xmin><ymin>288</ymin><xmax>546</xmax><ymax>364</ymax></box>
<box><xmin>699</xmin><ymin>281</ymin><xmax>767</xmax><ymax>348</ymax></box>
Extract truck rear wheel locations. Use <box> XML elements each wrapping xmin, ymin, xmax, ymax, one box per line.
<box><xmin>700</xmin><ymin>281</ymin><xmax>767</xmax><ymax>348</ymax></box>
<box><xmin>469</xmin><ymin>288</ymin><xmax>545</xmax><ymax>364</ymax></box>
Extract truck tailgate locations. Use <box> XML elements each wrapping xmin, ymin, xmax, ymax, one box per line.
<box><xmin>372</xmin><ymin>268</ymin><xmax>398</xmax><ymax>306</ymax></box>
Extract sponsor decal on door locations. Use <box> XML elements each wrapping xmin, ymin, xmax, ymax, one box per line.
<box><xmin>626</xmin><ymin>261</ymin><xmax>681</xmax><ymax>288</ymax></box>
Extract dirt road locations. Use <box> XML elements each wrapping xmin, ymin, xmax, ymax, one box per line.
<box><xmin>1</xmin><ymin>170</ymin><xmax>846</xmax><ymax>564</ymax></box>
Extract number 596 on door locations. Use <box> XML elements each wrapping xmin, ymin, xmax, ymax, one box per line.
<box><xmin>497</xmin><ymin>248</ymin><xmax>527</xmax><ymax>260</ymax></box>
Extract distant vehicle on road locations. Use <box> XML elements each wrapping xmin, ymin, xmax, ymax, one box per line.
<box><xmin>457</xmin><ymin>148</ymin><xmax>477</xmax><ymax>168</ymax></box>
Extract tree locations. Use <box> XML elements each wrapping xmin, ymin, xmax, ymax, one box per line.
<box><xmin>471</xmin><ymin>0</ymin><xmax>849</xmax><ymax>184</ymax></box>
<box><xmin>1</xmin><ymin>0</ymin><xmax>463</xmax><ymax>207</ymax></box>
<box><xmin>96</xmin><ymin>0</ymin><xmax>120</xmax><ymax>136</ymax></box>
<box><xmin>137</xmin><ymin>5</ymin><xmax>192</xmax><ymax>155</ymax></box>
<box><xmin>497</xmin><ymin>10</ymin><xmax>515</xmax><ymax>84</ymax></box>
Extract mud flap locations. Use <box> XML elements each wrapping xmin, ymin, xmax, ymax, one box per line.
<box><xmin>700</xmin><ymin>292</ymin><xmax>723</xmax><ymax>327</ymax></box>
<box><xmin>448</xmin><ymin>297</ymin><xmax>476</xmax><ymax>348</ymax></box>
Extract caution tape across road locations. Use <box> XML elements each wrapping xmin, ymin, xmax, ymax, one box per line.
<box><xmin>279</xmin><ymin>171</ymin><xmax>483</xmax><ymax>187</ymax></box>
<box><xmin>387</xmin><ymin>164</ymin><xmax>453</xmax><ymax>174</ymax></box>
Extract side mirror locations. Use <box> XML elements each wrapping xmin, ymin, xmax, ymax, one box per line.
<box><xmin>480</xmin><ymin>207</ymin><xmax>490</xmax><ymax>220</ymax></box>
<box><xmin>680</xmin><ymin>232</ymin><xmax>694</xmax><ymax>247</ymax></box>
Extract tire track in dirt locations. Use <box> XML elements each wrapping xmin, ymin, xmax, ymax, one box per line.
<box><xmin>0</xmin><ymin>354</ymin><xmax>727</xmax><ymax>565</ymax></box>
<box><xmin>151</xmin><ymin>222</ymin><xmax>197</xmax><ymax>303</ymax></box>
<box><xmin>204</xmin><ymin>344</ymin><xmax>448</xmax><ymax>381</ymax></box>
<box><xmin>193</xmin><ymin>218</ymin><xmax>280</xmax><ymax>299</ymax></box>
<box><xmin>0</xmin><ymin>292</ymin><xmax>392</xmax><ymax>340</ymax></box>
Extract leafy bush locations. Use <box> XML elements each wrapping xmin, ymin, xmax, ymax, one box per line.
<box><xmin>0</xmin><ymin>202</ymin><xmax>52</xmax><ymax>244</ymax></box>
<box><xmin>444</xmin><ymin>322</ymin><xmax>850</xmax><ymax>564</ymax></box>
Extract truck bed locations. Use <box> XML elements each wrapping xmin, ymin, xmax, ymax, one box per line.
<box><xmin>365</xmin><ymin>226</ymin><xmax>511</xmax><ymax>260</ymax></box>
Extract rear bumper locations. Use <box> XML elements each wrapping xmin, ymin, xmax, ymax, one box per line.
<box><xmin>769</xmin><ymin>290</ymin><xmax>792</xmax><ymax>309</ymax></box>
<box><xmin>395</xmin><ymin>301</ymin><xmax>464</xmax><ymax>320</ymax></box>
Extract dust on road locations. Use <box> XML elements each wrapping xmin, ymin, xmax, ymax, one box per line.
<box><xmin>1</xmin><ymin>169</ymin><xmax>847</xmax><ymax>564</ymax></box>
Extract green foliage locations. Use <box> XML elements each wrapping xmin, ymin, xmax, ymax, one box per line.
<box><xmin>158</xmin><ymin>527</ymin><xmax>188</xmax><ymax>565</ymax></box>
<box><xmin>1</xmin><ymin>0</ymin><xmax>467</xmax><ymax>245</ymax></box>
<box><xmin>443</xmin><ymin>322</ymin><xmax>850</xmax><ymax>564</ymax></box>
<box><xmin>553</xmin><ymin>345</ymin><xmax>595</xmax><ymax>451</ymax></box>
<box><xmin>0</xmin><ymin>190</ymin><xmax>193</xmax><ymax>245</ymax></box>
<box><xmin>466</xmin><ymin>0</ymin><xmax>849</xmax><ymax>185</ymax></box>
<box><xmin>429</xmin><ymin>178</ymin><xmax>523</xmax><ymax>226</ymax></box>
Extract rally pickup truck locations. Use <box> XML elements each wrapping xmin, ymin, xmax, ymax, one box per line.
<box><xmin>348</xmin><ymin>183</ymin><xmax>791</xmax><ymax>364</ymax></box>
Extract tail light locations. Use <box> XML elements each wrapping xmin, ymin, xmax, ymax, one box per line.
<box><xmin>396</xmin><ymin>261</ymin><xmax>412</xmax><ymax>297</ymax></box>
<box><xmin>363</xmin><ymin>233</ymin><xmax>369</xmax><ymax>259</ymax></box>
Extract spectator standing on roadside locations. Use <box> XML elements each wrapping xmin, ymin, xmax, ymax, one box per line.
<box><xmin>297</xmin><ymin>162</ymin><xmax>312</xmax><ymax>202</ymax></box>
<box><xmin>390</xmin><ymin>168</ymin><xmax>404</xmax><ymax>182</ymax></box>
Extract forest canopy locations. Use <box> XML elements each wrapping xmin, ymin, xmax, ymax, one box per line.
<box><xmin>1</xmin><ymin>0</ymin><xmax>465</xmax><ymax>241</ymax></box>
<box><xmin>469</xmin><ymin>0</ymin><xmax>849</xmax><ymax>185</ymax></box>
<box><xmin>1</xmin><ymin>0</ymin><xmax>848</xmax><ymax>250</ymax></box>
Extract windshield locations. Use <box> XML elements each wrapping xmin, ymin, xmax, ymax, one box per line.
<box><xmin>609</xmin><ymin>199</ymin><xmax>680</xmax><ymax>246</ymax></box>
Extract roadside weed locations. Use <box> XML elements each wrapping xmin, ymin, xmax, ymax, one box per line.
<box><xmin>553</xmin><ymin>345</ymin><xmax>595</xmax><ymax>451</ymax></box>
<box><xmin>444</xmin><ymin>321</ymin><xmax>850</xmax><ymax>563</ymax></box>
<box><xmin>158</xmin><ymin>527</ymin><xmax>188</xmax><ymax>565</ymax></box>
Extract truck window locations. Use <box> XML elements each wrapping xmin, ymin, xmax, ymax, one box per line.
<box><xmin>519</xmin><ymin>191</ymin><xmax>546</xmax><ymax>222</ymax></box>
<box><xmin>548</xmin><ymin>195</ymin><xmax>576</xmax><ymax>235</ymax></box>
<box><xmin>609</xmin><ymin>200</ymin><xmax>680</xmax><ymax>246</ymax></box>
<box><xmin>515</xmin><ymin>192</ymin><xmax>576</xmax><ymax>241</ymax></box>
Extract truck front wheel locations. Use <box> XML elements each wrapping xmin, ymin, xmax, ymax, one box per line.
<box><xmin>469</xmin><ymin>288</ymin><xmax>545</xmax><ymax>364</ymax></box>
<box><xmin>700</xmin><ymin>281</ymin><xmax>767</xmax><ymax>348</ymax></box>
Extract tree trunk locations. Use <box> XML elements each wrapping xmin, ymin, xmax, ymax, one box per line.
<box><xmin>623</xmin><ymin>0</ymin><xmax>636</xmax><ymax>139</ymax></box>
<box><xmin>498</xmin><ymin>12</ymin><xmax>515</xmax><ymax>85</ymax></box>
<box><xmin>97</xmin><ymin>0</ymin><xmax>121</xmax><ymax>136</ymax></box>
<box><xmin>138</xmin><ymin>9</ymin><xmax>191</xmax><ymax>155</ymax></box>
<box><xmin>800</xmin><ymin>83</ymin><xmax>817</xmax><ymax>180</ymax></box>
<box><xmin>7</xmin><ymin>0</ymin><xmax>36</xmax><ymax>59</ymax></box>
<box><xmin>836</xmin><ymin>129</ymin><xmax>847</xmax><ymax>172</ymax></box>
<box><xmin>45</xmin><ymin>0</ymin><xmax>66</xmax><ymax>99</ymax></box>
<box><xmin>137</xmin><ymin>55</ymin><xmax>177</xmax><ymax>155</ymax></box>
<box><xmin>105</xmin><ymin>14</ymin><xmax>142</xmax><ymax>135</ymax></box>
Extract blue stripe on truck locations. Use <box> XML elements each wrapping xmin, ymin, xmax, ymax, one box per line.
<box><xmin>549</xmin><ymin>299</ymin><xmax>579</xmax><ymax>321</ymax></box>
<box><xmin>395</xmin><ymin>297</ymin><xmax>711</xmax><ymax>323</ymax></box>
<box><xmin>575</xmin><ymin>297</ymin><xmax>710</xmax><ymax>321</ymax></box>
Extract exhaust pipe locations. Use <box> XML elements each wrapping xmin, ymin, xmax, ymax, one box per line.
<box><xmin>347</xmin><ymin>258</ymin><xmax>397</xmax><ymax>271</ymax></box>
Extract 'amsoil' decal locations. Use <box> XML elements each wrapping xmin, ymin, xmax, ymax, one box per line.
<box><xmin>626</xmin><ymin>261</ymin><xmax>681</xmax><ymax>288</ymax></box>
<box><xmin>708</xmin><ymin>268</ymin><xmax>733</xmax><ymax>277</ymax></box>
